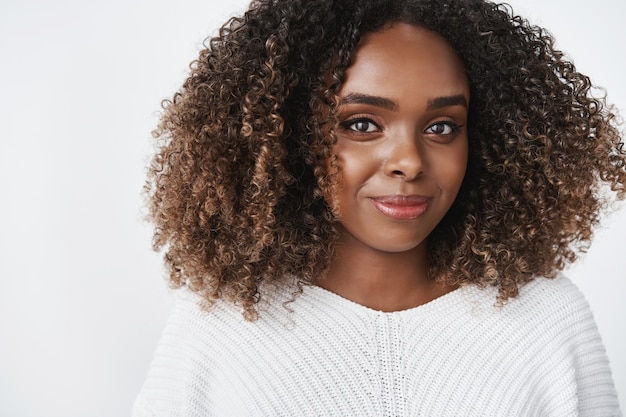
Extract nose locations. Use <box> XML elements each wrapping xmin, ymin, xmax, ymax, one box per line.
<box><xmin>383</xmin><ymin>131</ymin><xmax>424</xmax><ymax>181</ymax></box>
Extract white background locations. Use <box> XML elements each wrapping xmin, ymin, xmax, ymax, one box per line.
<box><xmin>0</xmin><ymin>0</ymin><xmax>624</xmax><ymax>416</ymax></box>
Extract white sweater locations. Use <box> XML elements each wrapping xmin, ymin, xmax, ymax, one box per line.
<box><xmin>133</xmin><ymin>275</ymin><xmax>621</xmax><ymax>416</ymax></box>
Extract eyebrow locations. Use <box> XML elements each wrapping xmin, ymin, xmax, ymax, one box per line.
<box><xmin>339</xmin><ymin>93</ymin><xmax>398</xmax><ymax>111</ymax></box>
<box><xmin>339</xmin><ymin>93</ymin><xmax>467</xmax><ymax>111</ymax></box>
<box><xmin>427</xmin><ymin>94</ymin><xmax>468</xmax><ymax>110</ymax></box>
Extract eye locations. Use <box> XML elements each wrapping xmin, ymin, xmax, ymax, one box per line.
<box><xmin>425</xmin><ymin>121</ymin><xmax>460</xmax><ymax>135</ymax></box>
<box><xmin>341</xmin><ymin>118</ymin><xmax>381</xmax><ymax>133</ymax></box>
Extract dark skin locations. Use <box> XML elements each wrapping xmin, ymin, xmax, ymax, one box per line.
<box><xmin>323</xmin><ymin>232</ymin><xmax>445</xmax><ymax>311</ymax></box>
<box><xmin>318</xmin><ymin>23</ymin><xmax>469</xmax><ymax>311</ymax></box>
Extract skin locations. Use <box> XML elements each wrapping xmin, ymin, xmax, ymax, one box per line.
<box><xmin>319</xmin><ymin>23</ymin><xmax>470</xmax><ymax>311</ymax></box>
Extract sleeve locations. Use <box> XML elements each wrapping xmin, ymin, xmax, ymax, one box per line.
<box><xmin>543</xmin><ymin>276</ymin><xmax>622</xmax><ymax>417</ymax></box>
<box><xmin>131</xmin><ymin>291</ymin><xmax>217</xmax><ymax>417</ymax></box>
<box><xmin>131</xmin><ymin>395</ymin><xmax>157</xmax><ymax>417</ymax></box>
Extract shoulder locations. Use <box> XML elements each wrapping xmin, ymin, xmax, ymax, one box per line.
<box><xmin>131</xmin><ymin>283</ymin><xmax>350</xmax><ymax>417</ymax></box>
<box><xmin>519</xmin><ymin>273</ymin><xmax>588</xmax><ymax>307</ymax></box>
<box><xmin>516</xmin><ymin>276</ymin><xmax>621</xmax><ymax>413</ymax></box>
<box><xmin>458</xmin><ymin>274</ymin><xmax>592</xmax><ymax>324</ymax></box>
<box><xmin>154</xmin><ymin>286</ymin><xmax>295</xmax><ymax>356</ymax></box>
<box><xmin>419</xmin><ymin>276</ymin><xmax>620</xmax><ymax>415</ymax></box>
<box><xmin>134</xmin><ymin>281</ymin><xmax>312</xmax><ymax>373</ymax></box>
<box><xmin>476</xmin><ymin>275</ymin><xmax>620</xmax><ymax>414</ymax></box>
<box><xmin>504</xmin><ymin>274</ymin><xmax>596</xmax><ymax>333</ymax></box>
<box><xmin>458</xmin><ymin>274</ymin><xmax>600</xmax><ymax>347</ymax></box>
<box><xmin>440</xmin><ymin>275</ymin><xmax>609</xmax><ymax>384</ymax></box>
<box><xmin>131</xmin><ymin>289</ymin><xmax>262</xmax><ymax>417</ymax></box>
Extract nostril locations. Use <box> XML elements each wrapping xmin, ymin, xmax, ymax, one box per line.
<box><xmin>391</xmin><ymin>170</ymin><xmax>404</xmax><ymax>176</ymax></box>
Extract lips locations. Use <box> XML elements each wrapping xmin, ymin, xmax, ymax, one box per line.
<box><xmin>370</xmin><ymin>195</ymin><xmax>430</xmax><ymax>220</ymax></box>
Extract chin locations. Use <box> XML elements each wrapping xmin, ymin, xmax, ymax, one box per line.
<box><xmin>371</xmin><ymin>241</ymin><xmax>425</xmax><ymax>254</ymax></box>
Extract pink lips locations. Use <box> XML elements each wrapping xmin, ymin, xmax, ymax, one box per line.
<box><xmin>370</xmin><ymin>195</ymin><xmax>430</xmax><ymax>220</ymax></box>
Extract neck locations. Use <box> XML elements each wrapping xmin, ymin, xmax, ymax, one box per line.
<box><xmin>317</xmin><ymin>230</ymin><xmax>452</xmax><ymax>312</ymax></box>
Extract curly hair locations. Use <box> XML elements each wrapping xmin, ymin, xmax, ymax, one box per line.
<box><xmin>146</xmin><ymin>0</ymin><xmax>626</xmax><ymax>319</ymax></box>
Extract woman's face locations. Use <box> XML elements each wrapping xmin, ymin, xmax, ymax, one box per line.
<box><xmin>332</xmin><ymin>22</ymin><xmax>469</xmax><ymax>254</ymax></box>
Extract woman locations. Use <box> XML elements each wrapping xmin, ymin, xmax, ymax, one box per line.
<box><xmin>134</xmin><ymin>0</ymin><xmax>624</xmax><ymax>415</ymax></box>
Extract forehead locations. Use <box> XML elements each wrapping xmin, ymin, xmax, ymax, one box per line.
<box><xmin>341</xmin><ymin>23</ymin><xmax>469</xmax><ymax>101</ymax></box>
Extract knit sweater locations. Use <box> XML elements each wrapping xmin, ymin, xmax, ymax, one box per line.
<box><xmin>133</xmin><ymin>275</ymin><xmax>621</xmax><ymax>416</ymax></box>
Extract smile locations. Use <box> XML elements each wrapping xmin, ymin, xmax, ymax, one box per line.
<box><xmin>370</xmin><ymin>195</ymin><xmax>430</xmax><ymax>220</ymax></box>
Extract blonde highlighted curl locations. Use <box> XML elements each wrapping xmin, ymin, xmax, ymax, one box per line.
<box><xmin>146</xmin><ymin>0</ymin><xmax>626</xmax><ymax>319</ymax></box>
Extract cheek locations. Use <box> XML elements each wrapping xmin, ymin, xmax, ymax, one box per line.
<box><xmin>325</xmin><ymin>144</ymin><xmax>367</xmax><ymax>215</ymax></box>
<box><xmin>335</xmin><ymin>145</ymin><xmax>376</xmax><ymax>188</ymax></box>
<box><xmin>434</xmin><ymin>140</ymin><xmax>468</xmax><ymax>191</ymax></box>
<box><xmin>329</xmin><ymin>145</ymin><xmax>374</xmax><ymax>216</ymax></box>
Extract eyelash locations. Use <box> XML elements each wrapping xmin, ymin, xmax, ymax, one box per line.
<box><xmin>339</xmin><ymin>117</ymin><xmax>381</xmax><ymax>134</ymax></box>
<box><xmin>425</xmin><ymin>121</ymin><xmax>462</xmax><ymax>136</ymax></box>
<box><xmin>339</xmin><ymin>117</ymin><xmax>462</xmax><ymax>137</ymax></box>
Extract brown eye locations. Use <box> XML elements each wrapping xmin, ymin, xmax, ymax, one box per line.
<box><xmin>343</xmin><ymin>118</ymin><xmax>381</xmax><ymax>133</ymax></box>
<box><xmin>426</xmin><ymin>122</ymin><xmax>459</xmax><ymax>135</ymax></box>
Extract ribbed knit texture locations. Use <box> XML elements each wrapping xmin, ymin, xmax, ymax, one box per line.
<box><xmin>133</xmin><ymin>275</ymin><xmax>621</xmax><ymax>416</ymax></box>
